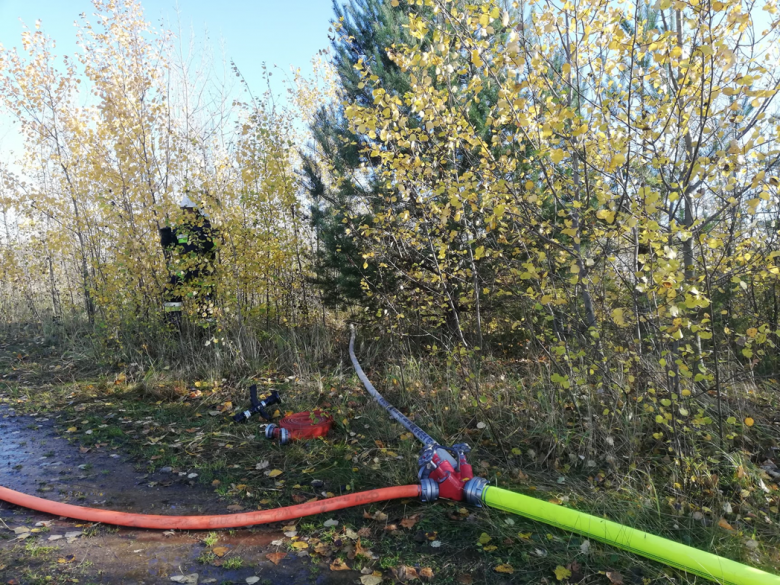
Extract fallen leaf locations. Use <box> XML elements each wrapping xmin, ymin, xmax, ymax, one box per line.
<box><xmin>256</xmin><ymin>460</ymin><xmax>269</xmax><ymax>470</ymax></box>
<box><xmin>495</xmin><ymin>564</ymin><xmax>514</xmax><ymax>574</ymax></box>
<box><xmin>745</xmin><ymin>417</ymin><xmax>755</xmax><ymax>427</ymax></box>
<box><xmin>212</xmin><ymin>546</ymin><xmax>229</xmax><ymax>557</ymax></box>
<box><xmin>458</xmin><ymin>575</ymin><xmax>473</xmax><ymax>585</ymax></box>
<box><xmin>567</xmin><ymin>561</ymin><xmax>583</xmax><ymax>580</ymax></box>
<box><xmin>330</xmin><ymin>558</ymin><xmax>350</xmax><ymax>571</ymax></box>
<box><xmin>419</xmin><ymin>567</ymin><xmax>434</xmax><ymax>579</ymax></box>
<box><xmin>393</xmin><ymin>565</ymin><xmax>419</xmax><ymax>581</ymax></box>
<box><xmin>292</xmin><ymin>493</ymin><xmax>307</xmax><ymax>504</ymax></box>
<box><xmin>292</xmin><ymin>541</ymin><xmax>308</xmax><ymax>549</ymax></box>
<box><xmin>606</xmin><ymin>571</ymin><xmax>624</xmax><ymax>584</ymax></box>
<box><xmin>314</xmin><ymin>542</ymin><xmax>332</xmax><ymax>555</ymax></box>
<box><xmin>364</xmin><ymin>510</ymin><xmax>388</xmax><ymax>522</ymax></box>
<box><xmin>324</xmin><ymin>519</ymin><xmax>339</xmax><ymax>527</ymax></box>
<box><xmin>227</xmin><ymin>505</ymin><xmax>244</xmax><ymax>512</ymax></box>
<box><xmin>267</xmin><ymin>469</ymin><xmax>283</xmax><ymax>478</ymax></box>
<box><xmin>718</xmin><ymin>518</ymin><xmax>735</xmax><ymax>531</ymax></box>
<box><xmin>478</xmin><ymin>532</ymin><xmax>492</xmax><ymax>545</ymax></box>
<box><xmin>57</xmin><ymin>555</ymin><xmax>76</xmax><ymax>564</ymax></box>
<box><xmin>400</xmin><ymin>515</ymin><xmax>419</xmax><ymax>529</ymax></box>
<box><xmin>553</xmin><ymin>565</ymin><xmax>571</xmax><ymax>581</ymax></box>
<box><xmin>360</xmin><ymin>576</ymin><xmax>382</xmax><ymax>585</ymax></box>
<box><xmin>266</xmin><ymin>552</ymin><xmax>286</xmax><ymax>565</ymax></box>
<box><xmin>246</xmin><ymin>578</ymin><xmax>260</xmax><ymax>585</ymax></box>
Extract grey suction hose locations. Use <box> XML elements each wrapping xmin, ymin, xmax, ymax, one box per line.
<box><xmin>349</xmin><ymin>325</ymin><xmax>458</xmax><ymax>470</ymax></box>
<box><xmin>349</xmin><ymin>325</ymin><xmax>437</xmax><ymax>446</ymax></box>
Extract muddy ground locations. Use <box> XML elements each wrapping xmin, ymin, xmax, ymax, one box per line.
<box><xmin>0</xmin><ymin>405</ymin><xmax>357</xmax><ymax>585</ymax></box>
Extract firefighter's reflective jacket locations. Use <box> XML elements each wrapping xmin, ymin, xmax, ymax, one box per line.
<box><xmin>159</xmin><ymin>210</ymin><xmax>217</xmax><ymax>315</ymax></box>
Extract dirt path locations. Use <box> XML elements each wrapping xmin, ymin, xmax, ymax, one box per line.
<box><xmin>0</xmin><ymin>405</ymin><xmax>357</xmax><ymax>585</ymax></box>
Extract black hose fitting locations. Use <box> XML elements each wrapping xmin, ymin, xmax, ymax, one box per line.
<box><xmin>233</xmin><ymin>386</ymin><xmax>281</xmax><ymax>422</ymax></box>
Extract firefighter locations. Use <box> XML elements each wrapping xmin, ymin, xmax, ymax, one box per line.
<box><xmin>159</xmin><ymin>193</ymin><xmax>217</xmax><ymax>324</ymax></box>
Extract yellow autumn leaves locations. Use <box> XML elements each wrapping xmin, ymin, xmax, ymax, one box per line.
<box><xmin>0</xmin><ymin>0</ymin><xmax>321</xmax><ymax>328</ymax></box>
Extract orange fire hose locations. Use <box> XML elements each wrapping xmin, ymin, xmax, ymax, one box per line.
<box><xmin>0</xmin><ymin>484</ymin><xmax>420</xmax><ymax>530</ymax></box>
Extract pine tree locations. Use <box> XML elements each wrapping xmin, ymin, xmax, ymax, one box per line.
<box><xmin>301</xmin><ymin>0</ymin><xmax>418</xmax><ymax>309</ymax></box>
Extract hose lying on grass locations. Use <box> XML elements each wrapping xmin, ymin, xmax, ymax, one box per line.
<box><xmin>482</xmin><ymin>485</ymin><xmax>778</xmax><ymax>585</ymax></box>
<box><xmin>1</xmin><ymin>328</ymin><xmax>778</xmax><ymax>585</ymax></box>
<box><xmin>0</xmin><ymin>484</ymin><xmax>420</xmax><ymax>530</ymax></box>
<box><xmin>348</xmin><ymin>325</ymin><xmax>780</xmax><ymax>585</ymax></box>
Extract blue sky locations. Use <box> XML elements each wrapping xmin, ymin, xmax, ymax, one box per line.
<box><xmin>0</xmin><ymin>0</ymin><xmax>336</xmax><ymax>155</ymax></box>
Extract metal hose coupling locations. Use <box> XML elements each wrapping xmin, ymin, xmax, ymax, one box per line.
<box><xmin>462</xmin><ymin>477</ymin><xmax>488</xmax><ymax>507</ymax></box>
<box><xmin>264</xmin><ymin>424</ymin><xmax>290</xmax><ymax>445</ymax></box>
<box><xmin>419</xmin><ymin>478</ymin><xmax>439</xmax><ymax>503</ymax></box>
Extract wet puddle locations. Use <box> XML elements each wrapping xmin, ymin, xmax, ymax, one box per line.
<box><xmin>0</xmin><ymin>406</ymin><xmax>357</xmax><ymax>584</ymax></box>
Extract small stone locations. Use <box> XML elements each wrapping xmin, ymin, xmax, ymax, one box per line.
<box><xmin>160</xmin><ymin>466</ymin><xmax>173</xmax><ymax>473</ymax></box>
<box><xmin>187</xmin><ymin>473</ymin><xmax>198</xmax><ymax>479</ymax></box>
<box><xmin>48</xmin><ymin>535</ymin><xmax>63</xmax><ymax>541</ymax></box>
<box><xmin>245</xmin><ymin>578</ymin><xmax>260</xmax><ymax>584</ymax></box>
<box><xmin>170</xmin><ymin>574</ymin><xmax>199</xmax><ymax>584</ymax></box>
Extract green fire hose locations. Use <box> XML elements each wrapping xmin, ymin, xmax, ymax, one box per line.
<box><xmin>483</xmin><ymin>486</ymin><xmax>780</xmax><ymax>585</ymax></box>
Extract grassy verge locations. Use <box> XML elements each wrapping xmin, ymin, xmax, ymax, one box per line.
<box><xmin>2</xmin><ymin>321</ymin><xmax>779</xmax><ymax>583</ymax></box>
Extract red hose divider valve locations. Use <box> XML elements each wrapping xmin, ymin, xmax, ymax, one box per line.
<box><xmin>418</xmin><ymin>443</ymin><xmax>486</xmax><ymax>504</ymax></box>
<box><xmin>265</xmin><ymin>410</ymin><xmax>334</xmax><ymax>445</ymax></box>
